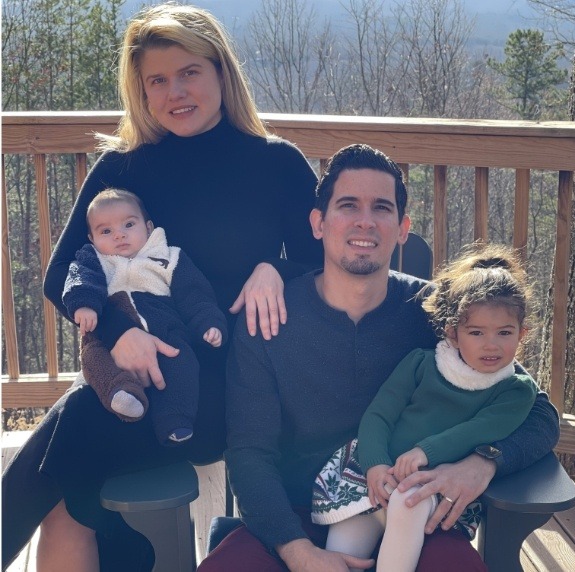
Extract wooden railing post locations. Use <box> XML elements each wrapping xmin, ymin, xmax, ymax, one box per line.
<box><xmin>398</xmin><ymin>163</ymin><xmax>409</xmax><ymax>186</ymax></box>
<box><xmin>550</xmin><ymin>170</ymin><xmax>573</xmax><ymax>416</ymax></box>
<box><xmin>514</xmin><ymin>169</ymin><xmax>530</xmax><ymax>262</ymax></box>
<box><xmin>474</xmin><ymin>167</ymin><xmax>489</xmax><ymax>241</ymax></box>
<box><xmin>397</xmin><ymin>163</ymin><xmax>411</xmax><ymax>272</ymax></box>
<box><xmin>75</xmin><ymin>152</ymin><xmax>87</xmax><ymax>192</ymax></box>
<box><xmin>34</xmin><ymin>154</ymin><xmax>58</xmax><ymax>379</ymax></box>
<box><xmin>1</xmin><ymin>156</ymin><xmax>20</xmax><ymax>380</ymax></box>
<box><xmin>433</xmin><ymin>165</ymin><xmax>447</xmax><ymax>267</ymax></box>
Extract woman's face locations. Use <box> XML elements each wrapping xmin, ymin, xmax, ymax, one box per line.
<box><xmin>141</xmin><ymin>45</ymin><xmax>223</xmax><ymax>137</ymax></box>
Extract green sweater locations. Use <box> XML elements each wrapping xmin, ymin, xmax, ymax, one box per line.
<box><xmin>358</xmin><ymin>344</ymin><xmax>538</xmax><ymax>471</ymax></box>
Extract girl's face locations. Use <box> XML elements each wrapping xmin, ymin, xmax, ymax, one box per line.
<box><xmin>449</xmin><ymin>303</ymin><xmax>525</xmax><ymax>374</ymax></box>
<box><xmin>141</xmin><ymin>46</ymin><xmax>223</xmax><ymax>137</ymax></box>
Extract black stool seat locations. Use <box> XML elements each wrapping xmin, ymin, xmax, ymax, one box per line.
<box><xmin>101</xmin><ymin>461</ymin><xmax>199</xmax><ymax>512</ymax></box>
<box><xmin>101</xmin><ymin>462</ymin><xmax>199</xmax><ymax>572</ymax></box>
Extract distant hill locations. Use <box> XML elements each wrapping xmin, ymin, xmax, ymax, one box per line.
<box><xmin>121</xmin><ymin>0</ymin><xmax>543</xmax><ymax>53</ymax></box>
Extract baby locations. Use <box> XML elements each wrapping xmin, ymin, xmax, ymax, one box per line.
<box><xmin>63</xmin><ymin>188</ymin><xmax>227</xmax><ymax>445</ymax></box>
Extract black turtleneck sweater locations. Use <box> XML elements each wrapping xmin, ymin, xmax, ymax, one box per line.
<box><xmin>44</xmin><ymin>117</ymin><xmax>323</xmax><ymax>460</ymax></box>
<box><xmin>45</xmin><ymin>117</ymin><xmax>323</xmax><ymax>336</ymax></box>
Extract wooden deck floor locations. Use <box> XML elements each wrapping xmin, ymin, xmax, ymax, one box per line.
<box><xmin>520</xmin><ymin>507</ymin><xmax>575</xmax><ymax>571</ymax></box>
<box><xmin>4</xmin><ymin>433</ymin><xmax>575</xmax><ymax>571</ymax></box>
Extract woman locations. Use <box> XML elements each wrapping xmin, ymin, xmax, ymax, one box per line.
<box><xmin>2</xmin><ymin>4</ymin><xmax>322</xmax><ymax>570</ymax></box>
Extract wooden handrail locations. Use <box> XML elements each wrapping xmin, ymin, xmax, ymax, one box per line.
<box><xmin>3</xmin><ymin>112</ymin><xmax>575</xmax><ymax>169</ymax></box>
<box><xmin>2</xmin><ymin>112</ymin><xmax>574</xmax><ymax>453</ymax></box>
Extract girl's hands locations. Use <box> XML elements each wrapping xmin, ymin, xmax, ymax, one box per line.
<box><xmin>391</xmin><ymin>447</ymin><xmax>428</xmax><ymax>481</ymax></box>
<box><xmin>366</xmin><ymin>464</ymin><xmax>397</xmax><ymax>508</ymax></box>
<box><xmin>229</xmin><ymin>263</ymin><xmax>287</xmax><ymax>340</ymax></box>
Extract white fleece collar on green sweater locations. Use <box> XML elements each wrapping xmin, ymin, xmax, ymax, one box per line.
<box><xmin>435</xmin><ymin>339</ymin><xmax>515</xmax><ymax>391</ymax></box>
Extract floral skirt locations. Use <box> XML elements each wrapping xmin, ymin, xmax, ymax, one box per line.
<box><xmin>311</xmin><ymin>438</ymin><xmax>482</xmax><ymax>540</ymax></box>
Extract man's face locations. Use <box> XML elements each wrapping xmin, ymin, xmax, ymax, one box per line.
<box><xmin>310</xmin><ymin>168</ymin><xmax>410</xmax><ymax>278</ymax></box>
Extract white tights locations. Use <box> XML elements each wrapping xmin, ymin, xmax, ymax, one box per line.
<box><xmin>325</xmin><ymin>486</ymin><xmax>436</xmax><ymax>572</ymax></box>
<box><xmin>326</xmin><ymin>509</ymin><xmax>386</xmax><ymax>572</ymax></box>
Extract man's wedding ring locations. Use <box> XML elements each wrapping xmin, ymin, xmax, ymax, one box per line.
<box><xmin>443</xmin><ymin>496</ymin><xmax>454</xmax><ymax>504</ymax></box>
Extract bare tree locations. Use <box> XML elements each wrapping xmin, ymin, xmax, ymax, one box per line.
<box><xmin>337</xmin><ymin>0</ymin><xmax>405</xmax><ymax>116</ymax></box>
<box><xmin>393</xmin><ymin>0</ymin><xmax>475</xmax><ymax>117</ymax></box>
<box><xmin>528</xmin><ymin>0</ymin><xmax>575</xmax><ymax>49</ymax></box>
<box><xmin>244</xmin><ymin>0</ymin><xmax>331</xmax><ymax>113</ymax></box>
<box><xmin>315</xmin><ymin>35</ymin><xmax>353</xmax><ymax>114</ymax></box>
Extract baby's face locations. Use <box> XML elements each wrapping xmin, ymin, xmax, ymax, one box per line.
<box><xmin>88</xmin><ymin>201</ymin><xmax>150</xmax><ymax>258</ymax></box>
<box><xmin>450</xmin><ymin>303</ymin><xmax>524</xmax><ymax>373</ymax></box>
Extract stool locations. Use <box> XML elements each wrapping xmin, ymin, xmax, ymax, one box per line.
<box><xmin>101</xmin><ymin>462</ymin><xmax>199</xmax><ymax>572</ymax></box>
<box><xmin>478</xmin><ymin>451</ymin><xmax>575</xmax><ymax>571</ymax></box>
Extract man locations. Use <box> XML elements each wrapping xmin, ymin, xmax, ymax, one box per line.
<box><xmin>199</xmin><ymin>144</ymin><xmax>559</xmax><ymax>571</ymax></box>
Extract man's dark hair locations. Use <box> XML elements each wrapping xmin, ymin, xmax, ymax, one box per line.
<box><xmin>315</xmin><ymin>144</ymin><xmax>407</xmax><ymax>221</ymax></box>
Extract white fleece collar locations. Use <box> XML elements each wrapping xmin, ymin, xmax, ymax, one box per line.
<box><xmin>435</xmin><ymin>339</ymin><xmax>515</xmax><ymax>391</ymax></box>
<box><xmin>137</xmin><ymin>227</ymin><xmax>169</xmax><ymax>259</ymax></box>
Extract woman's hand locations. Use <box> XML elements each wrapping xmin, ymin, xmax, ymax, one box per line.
<box><xmin>229</xmin><ymin>263</ymin><xmax>287</xmax><ymax>340</ymax></box>
<box><xmin>110</xmin><ymin>327</ymin><xmax>179</xmax><ymax>389</ymax></box>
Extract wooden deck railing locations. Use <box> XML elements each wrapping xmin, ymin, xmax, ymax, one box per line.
<box><xmin>2</xmin><ymin>111</ymin><xmax>575</xmax><ymax>453</ymax></box>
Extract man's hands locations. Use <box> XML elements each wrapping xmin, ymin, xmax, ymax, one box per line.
<box><xmin>276</xmin><ymin>538</ymin><xmax>374</xmax><ymax>572</ymax></box>
<box><xmin>396</xmin><ymin>454</ymin><xmax>496</xmax><ymax>533</ymax></box>
<box><xmin>110</xmin><ymin>327</ymin><xmax>179</xmax><ymax>389</ymax></box>
<box><xmin>229</xmin><ymin>263</ymin><xmax>286</xmax><ymax>340</ymax></box>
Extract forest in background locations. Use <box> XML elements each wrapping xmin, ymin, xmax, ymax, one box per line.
<box><xmin>2</xmin><ymin>0</ymin><xmax>574</xmax><ymax>423</ymax></box>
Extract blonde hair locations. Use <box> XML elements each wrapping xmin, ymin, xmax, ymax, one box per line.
<box><xmin>422</xmin><ymin>243</ymin><xmax>535</xmax><ymax>340</ymax></box>
<box><xmin>99</xmin><ymin>2</ymin><xmax>267</xmax><ymax>151</ymax></box>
